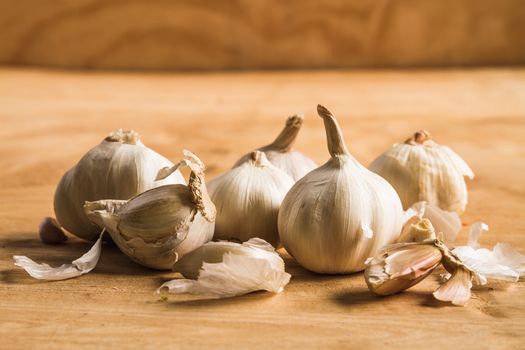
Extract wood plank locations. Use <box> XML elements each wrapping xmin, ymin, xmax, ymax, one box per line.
<box><xmin>0</xmin><ymin>67</ymin><xmax>524</xmax><ymax>349</ymax></box>
<box><xmin>1</xmin><ymin>0</ymin><xmax>524</xmax><ymax>70</ymax></box>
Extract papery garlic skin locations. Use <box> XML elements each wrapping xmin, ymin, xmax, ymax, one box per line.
<box><xmin>234</xmin><ymin>115</ymin><xmax>316</xmax><ymax>181</ymax></box>
<box><xmin>369</xmin><ymin>131</ymin><xmax>474</xmax><ymax>213</ymax></box>
<box><xmin>208</xmin><ymin>151</ymin><xmax>294</xmax><ymax>247</ymax></box>
<box><xmin>84</xmin><ymin>151</ymin><xmax>215</xmax><ymax>270</ymax></box>
<box><xmin>159</xmin><ymin>238</ymin><xmax>291</xmax><ymax>298</ymax></box>
<box><xmin>55</xmin><ymin>129</ymin><xmax>185</xmax><ymax>241</ymax></box>
<box><xmin>278</xmin><ymin>105</ymin><xmax>404</xmax><ymax>274</ymax></box>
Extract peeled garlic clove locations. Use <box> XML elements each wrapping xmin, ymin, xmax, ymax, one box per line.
<box><xmin>84</xmin><ymin>151</ymin><xmax>215</xmax><ymax>270</ymax></box>
<box><xmin>208</xmin><ymin>151</ymin><xmax>294</xmax><ymax>247</ymax></box>
<box><xmin>404</xmin><ymin>202</ymin><xmax>462</xmax><ymax>244</ymax></box>
<box><xmin>55</xmin><ymin>129</ymin><xmax>185</xmax><ymax>241</ymax></box>
<box><xmin>369</xmin><ymin>131</ymin><xmax>474</xmax><ymax>213</ymax></box>
<box><xmin>364</xmin><ymin>241</ymin><xmax>443</xmax><ymax>295</ymax></box>
<box><xmin>278</xmin><ymin>105</ymin><xmax>404</xmax><ymax>274</ymax></box>
<box><xmin>14</xmin><ymin>232</ymin><xmax>103</xmax><ymax>280</ymax></box>
<box><xmin>233</xmin><ymin>114</ymin><xmax>316</xmax><ymax>181</ymax></box>
<box><xmin>158</xmin><ymin>238</ymin><xmax>291</xmax><ymax>298</ymax></box>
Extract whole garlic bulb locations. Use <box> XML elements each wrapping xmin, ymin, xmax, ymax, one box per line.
<box><xmin>278</xmin><ymin>105</ymin><xmax>404</xmax><ymax>274</ymax></box>
<box><xmin>233</xmin><ymin>114</ymin><xmax>316</xmax><ymax>181</ymax></box>
<box><xmin>369</xmin><ymin>130</ymin><xmax>474</xmax><ymax>213</ymax></box>
<box><xmin>84</xmin><ymin>151</ymin><xmax>215</xmax><ymax>270</ymax></box>
<box><xmin>208</xmin><ymin>151</ymin><xmax>294</xmax><ymax>247</ymax></box>
<box><xmin>54</xmin><ymin>129</ymin><xmax>185</xmax><ymax>241</ymax></box>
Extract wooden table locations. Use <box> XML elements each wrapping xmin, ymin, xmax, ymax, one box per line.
<box><xmin>1</xmin><ymin>68</ymin><xmax>524</xmax><ymax>349</ymax></box>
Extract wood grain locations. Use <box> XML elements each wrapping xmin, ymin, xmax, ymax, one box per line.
<box><xmin>0</xmin><ymin>67</ymin><xmax>524</xmax><ymax>349</ymax></box>
<box><xmin>0</xmin><ymin>0</ymin><xmax>524</xmax><ymax>70</ymax></box>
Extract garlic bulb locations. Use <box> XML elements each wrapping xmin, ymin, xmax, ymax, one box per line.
<box><xmin>55</xmin><ymin>129</ymin><xmax>185</xmax><ymax>241</ymax></box>
<box><xmin>233</xmin><ymin>114</ymin><xmax>316</xmax><ymax>181</ymax></box>
<box><xmin>278</xmin><ymin>105</ymin><xmax>404</xmax><ymax>274</ymax></box>
<box><xmin>208</xmin><ymin>151</ymin><xmax>294</xmax><ymax>247</ymax></box>
<box><xmin>369</xmin><ymin>130</ymin><xmax>474</xmax><ymax>213</ymax></box>
<box><xmin>84</xmin><ymin>151</ymin><xmax>215</xmax><ymax>270</ymax></box>
<box><xmin>158</xmin><ymin>238</ymin><xmax>291</xmax><ymax>298</ymax></box>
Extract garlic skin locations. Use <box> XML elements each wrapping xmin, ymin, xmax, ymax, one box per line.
<box><xmin>208</xmin><ymin>151</ymin><xmax>294</xmax><ymax>247</ymax></box>
<box><xmin>233</xmin><ymin>114</ymin><xmax>316</xmax><ymax>181</ymax></box>
<box><xmin>369</xmin><ymin>130</ymin><xmax>474</xmax><ymax>213</ymax></box>
<box><xmin>84</xmin><ymin>151</ymin><xmax>215</xmax><ymax>270</ymax></box>
<box><xmin>159</xmin><ymin>238</ymin><xmax>291</xmax><ymax>298</ymax></box>
<box><xmin>55</xmin><ymin>129</ymin><xmax>185</xmax><ymax>241</ymax></box>
<box><xmin>278</xmin><ymin>105</ymin><xmax>404</xmax><ymax>274</ymax></box>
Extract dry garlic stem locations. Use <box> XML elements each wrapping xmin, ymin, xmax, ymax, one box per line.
<box><xmin>54</xmin><ymin>129</ymin><xmax>185</xmax><ymax>241</ymax></box>
<box><xmin>208</xmin><ymin>150</ymin><xmax>293</xmax><ymax>247</ymax></box>
<box><xmin>234</xmin><ymin>114</ymin><xmax>317</xmax><ymax>181</ymax></box>
<box><xmin>369</xmin><ymin>130</ymin><xmax>474</xmax><ymax>213</ymax></box>
<box><xmin>158</xmin><ymin>238</ymin><xmax>291</xmax><ymax>298</ymax></box>
<box><xmin>84</xmin><ymin>150</ymin><xmax>215</xmax><ymax>270</ymax></box>
<box><xmin>278</xmin><ymin>105</ymin><xmax>404</xmax><ymax>274</ymax></box>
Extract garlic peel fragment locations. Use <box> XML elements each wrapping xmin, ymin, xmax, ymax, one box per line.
<box><xmin>13</xmin><ymin>233</ymin><xmax>103</xmax><ymax>280</ymax></box>
<box><xmin>433</xmin><ymin>266</ymin><xmax>472</xmax><ymax>306</ymax></box>
<box><xmin>158</xmin><ymin>238</ymin><xmax>291</xmax><ymax>298</ymax></box>
<box><xmin>452</xmin><ymin>222</ymin><xmax>524</xmax><ymax>283</ymax></box>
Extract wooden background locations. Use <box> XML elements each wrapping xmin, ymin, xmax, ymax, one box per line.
<box><xmin>0</xmin><ymin>67</ymin><xmax>524</xmax><ymax>349</ymax></box>
<box><xmin>1</xmin><ymin>0</ymin><xmax>525</xmax><ymax>70</ymax></box>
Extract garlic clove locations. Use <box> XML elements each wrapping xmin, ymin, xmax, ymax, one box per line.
<box><xmin>54</xmin><ymin>129</ymin><xmax>185</xmax><ymax>241</ymax></box>
<box><xmin>208</xmin><ymin>150</ymin><xmax>294</xmax><ymax>247</ymax></box>
<box><xmin>14</xmin><ymin>232</ymin><xmax>103</xmax><ymax>280</ymax></box>
<box><xmin>369</xmin><ymin>130</ymin><xmax>474</xmax><ymax>213</ymax></box>
<box><xmin>158</xmin><ymin>238</ymin><xmax>291</xmax><ymax>298</ymax></box>
<box><xmin>39</xmin><ymin>217</ymin><xmax>68</xmax><ymax>244</ymax></box>
<box><xmin>84</xmin><ymin>151</ymin><xmax>215</xmax><ymax>270</ymax></box>
<box><xmin>404</xmin><ymin>202</ymin><xmax>462</xmax><ymax>244</ymax></box>
<box><xmin>278</xmin><ymin>105</ymin><xmax>404</xmax><ymax>274</ymax></box>
<box><xmin>365</xmin><ymin>241</ymin><xmax>443</xmax><ymax>296</ymax></box>
<box><xmin>233</xmin><ymin>114</ymin><xmax>317</xmax><ymax>181</ymax></box>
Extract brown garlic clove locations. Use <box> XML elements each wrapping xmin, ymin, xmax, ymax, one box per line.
<box><xmin>39</xmin><ymin>217</ymin><xmax>68</xmax><ymax>244</ymax></box>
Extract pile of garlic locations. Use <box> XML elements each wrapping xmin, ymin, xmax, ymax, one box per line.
<box><xmin>13</xmin><ymin>107</ymin><xmax>523</xmax><ymax>305</ymax></box>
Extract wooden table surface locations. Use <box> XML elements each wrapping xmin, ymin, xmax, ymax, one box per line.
<box><xmin>0</xmin><ymin>67</ymin><xmax>524</xmax><ymax>349</ymax></box>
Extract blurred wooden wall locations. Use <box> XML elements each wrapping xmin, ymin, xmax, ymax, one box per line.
<box><xmin>1</xmin><ymin>0</ymin><xmax>524</xmax><ymax>70</ymax></box>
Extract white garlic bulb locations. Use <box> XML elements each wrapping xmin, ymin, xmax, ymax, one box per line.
<box><xmin>278</xmin><ymin>105</ymin><xmax>404</xmax><ymax>274</ymax></box>
<box><xmin>84</xmin><ymin>151</ymin><xmax>215</xmax><ymax>270</ymax></box>
<box><xmin>208</xmin><ymin>151</ymin><xmax>294</xmax><ymax>247</ymax></box>
<box><xmin>54</xmin><ymin>129</ymin><xmax>185</xmax><ymax>241</ymax></box>
<box><xmin>369</xmin><ymin>130</ymin><xmax>474</xmax><ymax>213</ymax></box>
<box><xmin>233</xmin><ymin>114</ymin><xmax>316</xmax><ymax>181</ymax></box>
